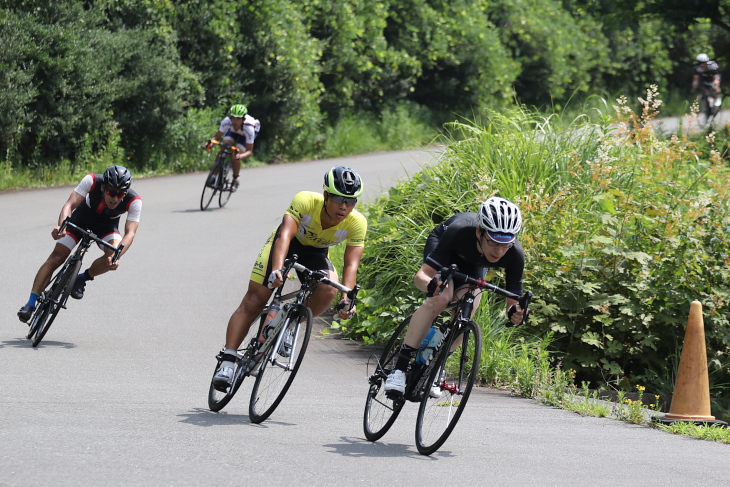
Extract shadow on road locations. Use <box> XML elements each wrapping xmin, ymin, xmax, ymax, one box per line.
<box><xmin>323</xmin><ymin>436</ymin><xmax>455</xmax><ymax>459</ymax></box>
<box><xmin>1</xmin><ymin>337</ymin><xmax>76</xmax><ymax>349</ymax></box>
<box><xmin>177</xmin><ymin>407</ymin><xmax>297</xmax><ymax>429</ymax></box>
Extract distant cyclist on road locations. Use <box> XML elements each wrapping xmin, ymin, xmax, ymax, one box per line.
<box><xmin>17</xmin><ymin>165</ymin><xmax>142</xmax><ymax>323</ymax></box>
<box><xmin>205</xmin><ymin>104</ymin><xmax>261</xmax><ymax>192</ymax></box>
<box><xmin>691</xmin><ymin>53</ymin><xmax>721</xmax><ymax>98</ymax></box>
<box><xmin>212</xmin><ymin>166</ymin><xmax>367</xmax><ymax>390</ymax></box>
<box><xmin>384</xmin><ymin>196</ymin><xmax>526</xmax><ymax>395</ymax></box>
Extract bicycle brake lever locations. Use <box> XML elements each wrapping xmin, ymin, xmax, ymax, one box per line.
<box><xmin>336</xmin><ymin>285</ymin><xmax>360</xmax><ymax>313</ymax></box>
<box><xmin>427</xmin><ymin>265</ymin><xmax>458</xmax><ymax>298</ymax></box>
<box><xmin>505</xmin><ymin>291</ymin><xmax>532</xmax><ymax>328</ymax></box>
<box><xmin>112</xmin><ymin>244</ymin><xmax>125</xmax><ymax>265</ymax></box>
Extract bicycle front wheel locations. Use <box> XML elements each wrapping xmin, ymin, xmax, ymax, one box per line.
<box><xmin>208</xmin><ymin>311</ymin><xmax>267</xmax><ymax>412</ymax></box>
<box><xmin>363</xmin><ymin>315</ymin><xmax>410</xmax><ymax>441</ymax></box>
<box><xmin>218</xmin><ymin>162</ymin><xmax>233</xmax><ymax>208</ymax></box>
<box><xmin>31</xmin><ymin>260</ymin><xmax>81</xmax><ymax>347</ymax></box>
<box><xmin>200</xmin><ymin>161</ymin><xmax>222</xmax><ymax>211</ymax></box>
<box><xmin>249</xmin><ymin>306</ymin><xmax>312</xmax><ymax>423</ymax></box>
<box><xmin>415</xmin><ymin>320</ymin><xmax>482</xmax><ymax>455</ymax></box>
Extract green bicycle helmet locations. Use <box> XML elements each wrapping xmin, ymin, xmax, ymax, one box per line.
<box><xmin>230</xmin><ymin>104</ymin><xmax>248</xmax><ymax>118</ymax></box>
<box><xmin>323</xmin><ymin>166</ymin><xmax>364</xmax><ymax>198</ymax></box>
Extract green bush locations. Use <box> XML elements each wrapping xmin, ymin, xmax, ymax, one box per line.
<box><xmin>348</xmin><ymin>90</ymin><xmax>730</xmax><ymax>408</ymax></box>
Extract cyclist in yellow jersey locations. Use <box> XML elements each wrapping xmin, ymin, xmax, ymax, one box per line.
<box><xmin>212</xmin><ymin>166</ymin><xmax>367</xmax><ymax>389</ymax></box>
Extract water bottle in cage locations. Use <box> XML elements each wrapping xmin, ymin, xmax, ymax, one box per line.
<box><xmin>263</xmin><ymin>303</ymin><xmax>282</xmax><ymax>339</ymax></box>
<box><xmin>416</xmin><ymin>326</ymin><xmax>443</xmax><ymax>365</ymax></box>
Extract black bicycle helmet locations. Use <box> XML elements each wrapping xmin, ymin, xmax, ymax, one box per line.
<box><xmin>103</xmin><ymin>165</ymin><xmax>132</xmax><ymax>191</ymax></box>
<box><xmin>323</xmin><ymin>166</ymin><xmax>363</xmax><ymax>198</ymax></box>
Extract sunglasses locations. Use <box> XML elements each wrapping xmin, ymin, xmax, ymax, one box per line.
<box><xmin>105</xmin><ymin>188</ymin><xmax>127</xmax><ymax>198</ymax></box>
<box><xmin>482</xmin><ymin>233</ymin><xmax>514</xmax><ymax>249</ymax></box>
<box><xmin>329</xmin><ymin>195</ymin><xmax>358</xmax><ymax>207</ymax></box>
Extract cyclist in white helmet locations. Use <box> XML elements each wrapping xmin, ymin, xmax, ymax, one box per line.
<box><xmin>384</xmin><ymin>196</ymin><xmax>526</xmax><ymax>394</ymax></box>
<box><xmin>692</xmin><ymin>53</ymin><xmax>721</xmax><ymax>98</ymax></box>
<box><xmin>205</xmin><ymin>104</ymin><xmax>261</xmax><ymax>191</ymax></box>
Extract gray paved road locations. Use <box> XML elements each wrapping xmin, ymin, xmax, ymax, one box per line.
<box><xmin>1</xmin><ymin>151</ymin><xmax>728</xmax><ymax>486</ymax></box>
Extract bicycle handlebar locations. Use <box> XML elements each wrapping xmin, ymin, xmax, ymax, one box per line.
<box><xmin>278</xmin><ymin>255</ymin><xmax>360</xmax><ymax>313</ymax></box>
<box><xmin>59</xmin><ymin>217</ymin><xmax>125</xmax><ymax>265</ymax></box>
<box><xmin>206</xmin><ymin>139</ymin><xmax>241</xmax><ymax>152</ymax></box>
<box><xmin>431</xmin><ymin>264</ymin><xmax>532</xmax><ymax>327</ymax></box>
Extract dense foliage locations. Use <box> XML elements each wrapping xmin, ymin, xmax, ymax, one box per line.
<box><xmin>344</xmin><ymin>91</ymin><xmax>730</xmax><ymax>415</ymax></box>
<box><xmin>1</xmin><ymin>0</ymin><xmax>728</xmax><ymax>173</ymax></box>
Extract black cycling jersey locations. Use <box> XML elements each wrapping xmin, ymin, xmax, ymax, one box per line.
<box><xmin>67</xmin><ymin>173</ymin><xmax>141</xmax><ymax>242</ymax></box>
<box><xmin>695</xmin><ymin>61</ymin><xmax>721</xmax><ymax>82</ymax></box>
<box><xmin>83</xmin><ymin>173</ymin><xmax>141</xmax><ymax>220</ymax></box>
<box><xmin>423</xmin><ymin>212</ymin><xmax>524</xmax><ymax>294</ymax></box>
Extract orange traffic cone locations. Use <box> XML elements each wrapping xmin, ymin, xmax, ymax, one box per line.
<box><xmin>664</xmin><ymin>300</ymin><xmax>715</xmax><ymax>421</ymax></box>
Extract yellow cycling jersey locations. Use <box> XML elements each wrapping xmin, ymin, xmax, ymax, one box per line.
<box><xmin>285</xmin><ymin>191</ymin><xmax>366</xmax><ymax>248</ymax></box>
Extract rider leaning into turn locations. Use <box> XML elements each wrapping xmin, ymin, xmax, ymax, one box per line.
<box><xmin>384</xmin><ymin>196</ymin><xmax>526</xmax><ymax>395</ymax></box>
<box><xmin>17</xmin><ymin>165</ymin><xmax>142</xmax><ymax>323</ymax></box>
<box><xmin>205</xmin><ymin>104</ymin><xmax>261</xmax><ymax>191</ymax></box>
<box><xmin>692</xmin><ymin>53</ymin><xmax>721</xmax><ymax>98</ymax></box>
<box><xmin>212</xmin><ymin>166</ymin><xmax>367</xmax><ymax>390</ymax></box>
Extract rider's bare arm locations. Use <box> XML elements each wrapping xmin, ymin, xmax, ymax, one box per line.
<box><xmin>53</xmin><ymin>191</ymin><xmax>84</xmax><ymax>239</ymax></box>
<box><xmin>269</xmin><ymin>215</ymin><xmax>299</xmax><ymax>287</ymax></box>
<box><xmin>339</xmin><ymin>245</ymin><xmax>364</xmax><ymax>318</ymax></box>
<box><xmin>413</xmin><ymin>263</ymin><xmax>439</xmax><ymax>294</ymax></box>
<box><xmin>236</xmin><ymin>142</ymin><xmax>254</xmax><ymax>160</ymax></box>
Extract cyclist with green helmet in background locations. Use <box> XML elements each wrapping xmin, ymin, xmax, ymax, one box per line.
<box><xmin>212</xmin><ymin>166</ymin><xmax>367</xmax><ymax>389</ymax></box>
<box><xmin>205</xmin><ymin>104</ymin><xmax>261</xmax><ymax>191</ymax></box>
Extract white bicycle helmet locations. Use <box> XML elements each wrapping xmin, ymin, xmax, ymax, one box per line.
<box><xmin>478</xmin><ymin>196</ymin><xmax>522</xmax><ymax>243</ymax></box>
<box><xmin>697</xmin><ymin>53</ymin><xmax>710</xmax><ymax>63</ymax></box>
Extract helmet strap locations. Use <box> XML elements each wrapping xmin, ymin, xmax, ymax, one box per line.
<box><xmin>322</xmin><ymin>192</ymin><xmax>333</xmax><ymax>221</ymax></box>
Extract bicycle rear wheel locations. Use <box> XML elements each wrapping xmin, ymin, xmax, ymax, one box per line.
<box><xmin>363</xmin><ymin>315</ymin><xmax>410</xmax><ymax>442</ymax></box>
<box><xmin>415</xmin><ymin>320</ymin><xmax>482</xmax><ymax>455</ymax></box>
<box><xmin>208</xmin><ymin>311</ymin><xmax>266</xmax><ymax>411</ymax></box>
<box><xmin>218</xmin><ymin>162</ymin><xmax>233</xmax><ymax>208</ymax></box>
<box><xmin>31</xmin><ymin>260</ymin><xmax>81</xmax><ymax>347</ymax></box>
<box><xmin>249</xmin><ymin>305</ymin><xmax>312</xmax><ymax>423</ymax></box>
<box><xmin>200</xmin><ymin>161</ymin><xmax>222</xmax><ymax>211</ymax></box>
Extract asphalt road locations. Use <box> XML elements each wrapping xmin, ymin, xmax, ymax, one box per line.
<box><xmin>1</xmin><ymin>150</ymin><xmax>728</xmax><ymax>486</ymax></box>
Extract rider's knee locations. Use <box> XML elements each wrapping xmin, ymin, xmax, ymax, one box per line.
<box><xmin>423</xmin><ymin>292</ymin><xmax>450</xmax><ymax>313</ymax></box>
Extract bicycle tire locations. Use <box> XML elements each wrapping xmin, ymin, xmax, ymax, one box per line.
<box><xmin>208</xmin><ymin>311</ymin><xmax>267</xmax><ymax>412</ymax></box>
<box><xmin>363</xmin><ymin>315</ymin><xmax>410</xmax><ymax>442</ymax></box>
<box><xmin>27</xmin><ymin>296</ymin><xmax>51</xmax><ymax>339</ymax></box>
<box><xmin>31</xmin><ymin>260</ymin><xmax>81</xmax><ymax>347</ymax></box>
<box><xmin>415</xmin><ymin>320</ymin><xmax>482</xmax><ymax>455</ymax></box>
<box><xmin>218</xmin><ymin>162</ymin><xmax>233</xmax><ymax>208</ymax></box>
<box><xmin>249</xmin><ymin>305</ymin><xmax>312</xmax><ymax>423</ymax></box>
<box><xmin>200</xmin><ymin>160</ymin><xmax>222</xmax><ymax>211</ymax></box>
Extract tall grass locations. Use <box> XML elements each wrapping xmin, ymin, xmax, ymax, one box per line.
<box><xmin>322</xmin><ymin>103</ymin><xmax>438</xmax><ymax>158</ymax></box>
<box><xmin>342</xmin><ymin>87</ymin><xmax>730</xmax><ymax>421</ymax></box>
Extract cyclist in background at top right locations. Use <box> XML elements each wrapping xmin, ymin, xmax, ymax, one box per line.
<box><xmin>691</xmin><ymin>53</ymin><xmax>721</xmax><ymax>100</ymax></box>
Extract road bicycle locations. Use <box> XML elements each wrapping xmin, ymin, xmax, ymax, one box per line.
<box><xmin>200</xmin><ymin>140</ymin><xmax>239</xmax><ymax>211</ymax></box>
<box><xmin>363</xmin><ymin>264</ymin><xmax>532</xmax><ymax>455</ymax></box>
<box><xmin>698</xmin><ymin>81</ymin><xmax>722</xmax><ymax>124</ymax></box>
<box><xmin>208</xmin><ymin>255</ymin><xmax>360</xmax><ymax>423</ymax></box>
<box><xmin>26</xmin><ymin>218</ymin><xmax>124</xmax><ymax>347</ymax></box>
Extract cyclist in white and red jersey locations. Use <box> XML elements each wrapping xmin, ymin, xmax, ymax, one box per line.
<box><xmin>692</xmin><ymin>53</ymin><xmax>721</xmax><ymax>97</ymax></box>
<box><xmin>17</xmin><ymin>165</ymin><xmax>142</xmax><ymax>323</ymax></box>
<box><xmin>204</xmin><ymin>104</ymin><xmax>261</xmax><ymax>191</ymax></box>
<box><xmin>384</xmin><ymin>196</ymin><xmax>526</xmax><ymax>395</ymax></box>
<box><xmin>212</xmin><ymin>166</ymin><xmax>367</xmax><ymax>390</ymax></box>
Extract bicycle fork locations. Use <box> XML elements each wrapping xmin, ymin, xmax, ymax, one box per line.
<box><xmin>258</xmin><ymin>309</ymin><xmax>300</xmax><ymax>372</ymax></box>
